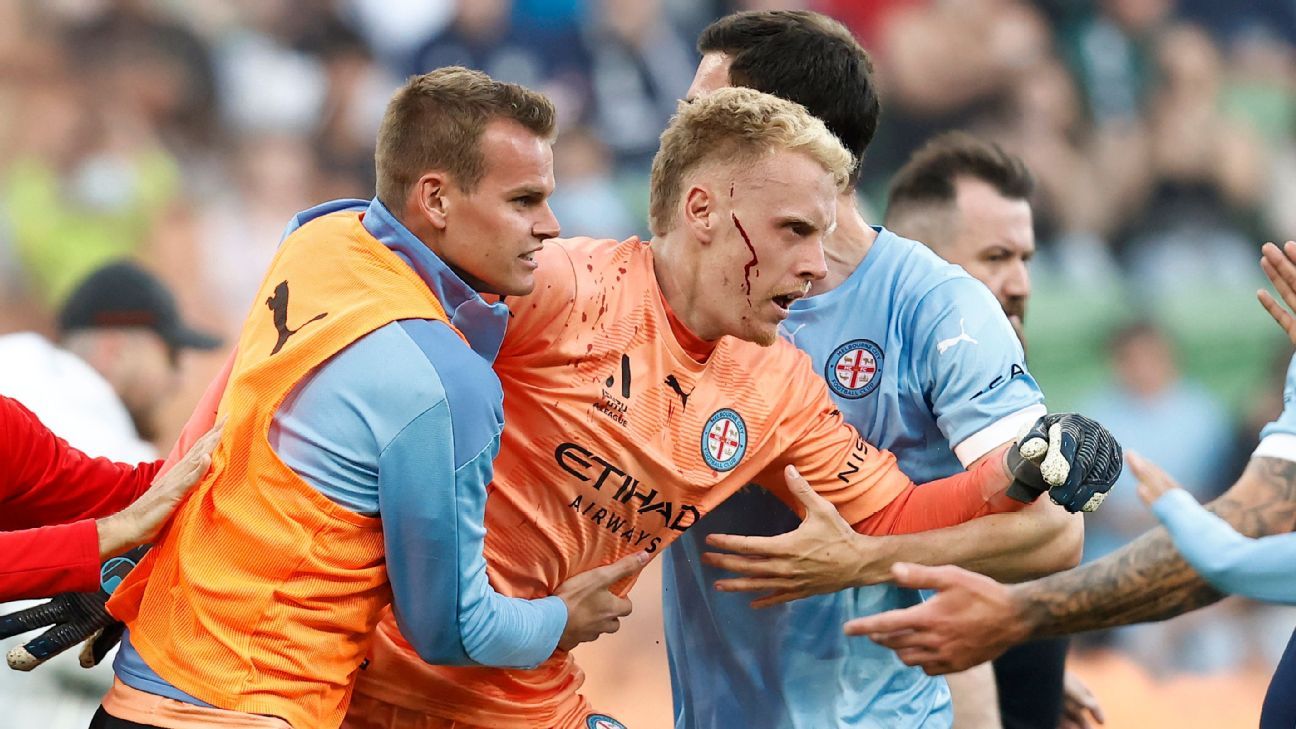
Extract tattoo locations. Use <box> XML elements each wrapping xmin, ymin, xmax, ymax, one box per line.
<box><xmin>1016</xmin><ymin>457</ymin><xmax>1296</xmax><ymax>639</ymax></box>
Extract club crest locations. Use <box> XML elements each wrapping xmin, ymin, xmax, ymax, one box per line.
<box><xmin>702</xmin><ymin>408</ymin><xmax>747</xmax><ymax>472</ymax></box>
<box><xmin>825</xmin><ymin>339</ymin><xmax>883</xmax><ymax>398</ymax></box>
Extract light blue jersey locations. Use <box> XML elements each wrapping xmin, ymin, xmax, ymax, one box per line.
<box><xmin>663</xmin><ymin>228</ymin><xmax>1045</xmax><ymax>729</ymax></box>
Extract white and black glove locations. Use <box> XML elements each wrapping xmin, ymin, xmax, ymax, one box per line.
<box><xmin>1</xmin><ymin>545</ymin><xmax>145</xmax><ymax>671</ymax></box>
<box><xmin>1006</xmin><ymin>413</ymin><xmax>1123</xmax><ymax>513</ymax></box>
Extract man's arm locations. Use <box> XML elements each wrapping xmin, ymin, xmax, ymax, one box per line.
<box><xmin>1151</xmin><ymin>487</ymin><xmax>1296</xmax><ymax>605</ymax></box>
<box><xmin>1016</xmin><ymin>455</ymin><xmax>1296</xmax><ymax>637</ymax></box>
<box><xmin>839</xmin><ymin>456</ymin><xmax>1296</xmax><ymax>674</ymax></box>
<box><xmin>866</xmin><ymin>486</ymin><xmax>1081</xmax><ymax>583</ymax></box>
<box><xmin>0</xmin><ymin>396</ymin><xmax>165</xmax><ymax>599</ymax></box>
<box><xmin>0</xmin><ymin>396</ymin><xmax>163</xmax><ymax>531</ymax></box>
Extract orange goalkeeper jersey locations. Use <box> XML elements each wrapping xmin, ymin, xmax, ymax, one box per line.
<box><xmin>350</xmin><ymin>237</ymin><xmax>993</xmax><ymax>727</ymax></box>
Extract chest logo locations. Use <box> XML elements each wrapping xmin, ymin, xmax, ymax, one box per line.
<box><xmin>266</xmin><ymin>280</ymin><xmax>328</xmax><ymax>355</ymax></box>
<box><xmin>825</xmin><ymin>339</ymin><xmax>883</xmax><ymax>399</ymax></box>
<box><xmin>702</xmin><ymin>408</ymin><xmax>747</xmax><ymax>472</ymax></box>
<box><xmin>586</xmin><ymin>715</ymin><xmax>627</xmax><ymax>729</ymax></box>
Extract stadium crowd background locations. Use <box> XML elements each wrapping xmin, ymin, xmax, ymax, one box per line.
<box><xmin>1</xmin><ymin>0</ymin><xmax>1295</xmax><ymax>726</ymax></box>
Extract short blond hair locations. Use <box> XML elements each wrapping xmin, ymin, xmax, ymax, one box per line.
<box><xmin>649</xmin><ymin>87</ymin><xmax>854</xmax><ymax>237</ymax></box>
<box><xmin>375</xmin><ymin>66</ymin><xmax>556</xmax><ymax>208</ymax></box>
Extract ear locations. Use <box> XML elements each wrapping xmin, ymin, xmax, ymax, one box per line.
<box><xmin>411</xmin><ymin>172</ymin><xmax>450</xmax><ymax>231</ymax></box>
<box><xmin>683</xmin><ymin>184</ymin><xmax>717</xmax><ymax>244</ymax></box>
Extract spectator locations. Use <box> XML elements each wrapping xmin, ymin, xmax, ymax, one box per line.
<box><xmin>584</xmin><ymin>0</ymin><xmax>698</xmax><ymax>171</ymax></box>
<box><xmin>0</xmin><ymin>261</ymin><xmax>221</xmax><ymax>459</ymax></box>
<box><xmin>1080</xmin><ymin>320</ymin><xmax>1233</xmax><ymax>562</ymax></box>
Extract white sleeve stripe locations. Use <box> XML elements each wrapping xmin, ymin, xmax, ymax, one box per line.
<box><xmin>1252</xmin><ymin>433</ymin><xmax>1296</xmax><ymax>464</ymax></box>
<box><xmin>952</xmin><ymin>404</ymin><xmax>1048</xmax><ymax>467</ymax></box>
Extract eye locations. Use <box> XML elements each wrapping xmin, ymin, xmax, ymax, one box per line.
<box><xmin>783</xmin><ymin>221</ymin><xmax>814</xmax><ymax>238</ymax></box>
<box><xmin>512</xmin><ymin>194</ymin><xmax>541</xmax><ymax>207</ymax></box>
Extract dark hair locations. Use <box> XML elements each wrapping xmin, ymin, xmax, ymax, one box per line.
<box><xmin>698</xmin><ymin>10</ymin><xmax>879</xmax><ymax>189</ymax></box>
<box><xmin>886</xmin><ymin>132</ymin><xmax>1035</xmax><ymax>215</ymax></box>
<box><xmin>375</xmin><ymin>66</ymin><xmax>556</xmax><ymax>208</ymax></box>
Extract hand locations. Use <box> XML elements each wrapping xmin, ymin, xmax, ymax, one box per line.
<box><xmin>1060</xmin><ymin>671</ymin><xmax>1105</xmax><ymax>729</ymax></box>
<box><xmin>553</xmin><ymin>551</ymin><xmax>649</xmax><ymax>651</ymax></box>
<box><xmin>1259</xmin><ymin>241</ymin><xmax>1296</xmax><ymax>345</ymax></box>
<box><xmin>1006</xmin><ymin>413</ymin><xmax>1123</xmax><ymax>513</ymax></box>
<box><xmin>1</xmin><ymin>545</ymin><xmax>147</xmax><ymax>671</ymax></box>
<box><xmin>703</xmin><ymin>465</ymin><xmax>885</xmax><ymax>608</ymax></box>
<box><xmin>96</xmin><ymin>421</ymin><xmax>222</xmax><ymax>559</ymax></box>
<box><xmin>1128</xmin><ymin>451</ymin><xmax>1182</xmax><ymax>508</ymax></box>
<box><xmin>842</xmin><ymin>562</ymin><xmax>1029</xmax><ymax>675</ymax></box>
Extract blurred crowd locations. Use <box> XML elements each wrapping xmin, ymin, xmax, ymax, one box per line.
<box><xmin>2</xmin><ymin>0</ymin><xmax>1296</xmax><ymax>726</ymax></box>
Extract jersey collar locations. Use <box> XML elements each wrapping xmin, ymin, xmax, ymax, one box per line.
<box><xmin>281</xmin><ymin>197</ymin><xmax>510</xmax><ymax>363</ymax></box>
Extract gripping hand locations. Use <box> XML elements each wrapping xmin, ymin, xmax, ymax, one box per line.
<box><xmin>1005</xmin><ymin>413</ymin><xmax>1123</xmax><ymax>513</ymax></box>
<box><xmin>2</xmin><ymin>545</ymin><xmax>146</xmax><ymax>671</ymax></box>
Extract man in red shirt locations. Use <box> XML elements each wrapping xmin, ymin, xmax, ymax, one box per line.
<box><xmin>0</xmin><ymin>395</ymin><xmax>219</xmax><ymax>664</ymax></box>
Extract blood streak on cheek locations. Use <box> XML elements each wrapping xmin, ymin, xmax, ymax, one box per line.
<box><xmin>731</xmin><ymin>213</ymin><xmax>759</xmax><ymax>296</ymax></box>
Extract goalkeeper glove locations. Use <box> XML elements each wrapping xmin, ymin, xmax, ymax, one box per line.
<box><xmin>1006</xmin><ymin>413</ymin><xmax>1123</xmax><ymax>513</ymax></box>
<box><xmin>2</xmin><ymin>545</ymin><xmax>146</xmax><ymax>671</ymax></box>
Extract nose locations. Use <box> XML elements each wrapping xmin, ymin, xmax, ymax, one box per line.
<box><xmin>534</xmin><ymin>202</ymin><xmax>561</xmax><ymax>240</ymax></box>
<box><xmin>800</xmin><ymin>240</ymin><xmax>829</xmax><ymax>282</ymax></box>
<box><xmin>1002</xmin><ymin>259</ymin><xmax>1031</xmax><ymax>299</ymax></box>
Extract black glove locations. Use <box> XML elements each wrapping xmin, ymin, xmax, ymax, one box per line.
<box><xmin>1005</xmin><ymin>413</ymin><xmax>1123</xmax><ymax>513</ymax></box>
<box><xmin>1</xmin><ymin>545</ymin><xmax>146</xmax><ymax>671</ymax></box>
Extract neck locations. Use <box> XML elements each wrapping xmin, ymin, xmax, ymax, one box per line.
<box><xmin>814</xmin><ymin>193</ymin><xmax>876</xmax><ymax>295</ymax></box>
<box><xmin>649</xmin><ymin>235</ymin><xmax>720</xmax><ymax>341</ymax></box>
<box><xmin>394</xmin><ymin>207</ymin><xmax>490</xmax><ymax>295</ymax></box>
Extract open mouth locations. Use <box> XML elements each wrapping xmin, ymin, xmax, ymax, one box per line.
<box><xmin>771</xmin><ymin>292</ymin><xmax>803</xmax><ymax>311</ymax></box>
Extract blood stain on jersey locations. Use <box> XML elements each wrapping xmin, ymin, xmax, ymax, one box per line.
<box><xmin>702</xmin><ymin>408</ymin><xmax>748</xmax><ymax>471</ymax></box>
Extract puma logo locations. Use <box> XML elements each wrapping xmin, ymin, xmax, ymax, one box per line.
<box><xmin>779</xmin><ymin>321</ymin><xmax>808</xmax><ymax>345</ymax></box>
<box><xmin>936</xmin><ymin>318</ymin><xmax>978</xmax><ymax>355</ymax></box>
<box><xmin>665</xmin><ymin>374</ymin><xmax>691</xmax><ymax>409</ymax></box>
<box><xmin>266</xmin><ymin>280</ymin><xmax>328</xmax><ymax>355</ymax></box>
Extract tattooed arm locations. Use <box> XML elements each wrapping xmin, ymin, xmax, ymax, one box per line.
<box><xmin>843</xmin><ymin>456</ymin><xmax>1296</xmax><ymax>674</ymax></box>
<box><xmin>1014</xmin><ymin>456</ymin><xmax>1296</xmax><ymax>637</ymax></box>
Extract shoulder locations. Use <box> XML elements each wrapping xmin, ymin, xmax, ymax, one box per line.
<box><xmin>873</xmin><ymin>229</ymin><xmax>971</xmax><ymax>292</ymax></box>
<box><xmin>550</xmin><ymin>236</ymin><xmax>645</xmax><ymax>284</ymax></box>
<box><xmin>725</xmin><ymin>336</ymin><xmax>819</xmax><ymax>394</ymax></box>
<box><xmin>857</xmin><ymin>231</ymin><xmax>996</xmax><ymax>323</ymax></box>
<box><xmin>309</xmin><ymin>321</ymin><xmax>502</xmax><ymax>453</ymax></box>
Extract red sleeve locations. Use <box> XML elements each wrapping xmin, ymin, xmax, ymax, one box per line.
<box><xmin>0</xmin><ymin>396</ymin><xmax>163</xmax><ymax>599</ymax></box>
<box><xmin>0</xmin><ymin>520</ymin><xmax>102</xmax><ymax>599</ymax></box>
<box><xmin>855</xmin><ymin>444</ymin><xmax>1025</xmax><ymax>535</ymax></box>
<box><xmin>0</xmin><ymin>396</ymin><xmax>161</xmax><ymax>530</ymax></box>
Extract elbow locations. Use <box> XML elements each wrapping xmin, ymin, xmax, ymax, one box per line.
<box><xmin>404</xmin><ymin>627</ymin><xmax>475</xmax><ymax>667</ymax></box>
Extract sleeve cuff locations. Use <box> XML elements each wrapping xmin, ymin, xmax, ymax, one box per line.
<box><xmin>1151</xmin><ymin>488</ymin><xmax>1204</xmax><ymax>527</ymax></box>
<box><xmin>952</xmin><ymin>404</ymin><xmax>1047</xmax><ymax>467</ymax></box>
<box><xmin>1253</xmin><ymin>433</ymin><xmax>1296</xmax><ymax>464</ymax></box>
<box><xmin>532</xmin><ymin>595</ymin><xmax>569</xmax><ymax>656</ymax></box>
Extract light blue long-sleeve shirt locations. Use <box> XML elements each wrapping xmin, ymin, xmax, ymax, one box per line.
<box><xmin>114</xmin><ymin>198</ymin><xmax>566</xmax><ymax>704</ymax></box>
<box><xmin>1146</xmin><ymin>350</ymin><xmax>1296</xmax><ymax>606</ymax></box>
<box><xmin>1153</xmin><ymin>488</ymin><xmax>1296</xmax><ymax>604</ymax></box>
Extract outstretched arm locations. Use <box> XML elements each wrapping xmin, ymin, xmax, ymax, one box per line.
<box><xmin>1137</xmin><ymin>451</ymin><xmax>1296</xmax><ymax>605</ymax></box>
